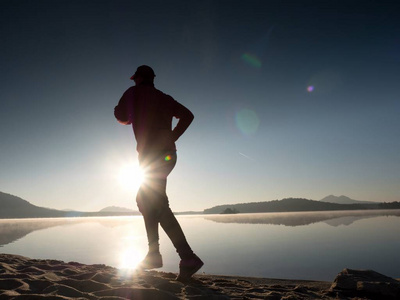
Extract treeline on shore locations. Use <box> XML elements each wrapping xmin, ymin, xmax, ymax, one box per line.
<box><xmin>203</xmin><ymin>198</ymin><xmax>400</xmax><ymax>214</ymax></box>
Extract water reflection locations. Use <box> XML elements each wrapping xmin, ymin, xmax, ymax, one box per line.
<box><xmin>0</xmin><ymin>216</ymin><xmax>148</xmax><ymax>271</ymax></box>
<box><xmin>1</xmin><ymin>211</ymin><xmax>400</xmax><ymax>281</ymax></box>
<box><xmin>0</xmin><ymin>217</ymin><xmax>140</xmax><ymax>247</ymax></box>
<box><xmin>204</xmin><ymin>210</ymin><xmax>400</xmax><ymax>227</ymax></box>
<box><xmin>2</xmin><ymin>210</ymin><xmax>400</xmax><ymax>248</ymax></box>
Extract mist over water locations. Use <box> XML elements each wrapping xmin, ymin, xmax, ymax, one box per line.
<box><xmin>1</xmin><ymin>210</ymin><xmax>400</xmax><ymax>281</ymax></box>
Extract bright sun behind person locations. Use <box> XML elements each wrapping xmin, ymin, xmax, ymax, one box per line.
<box><xmin>118</xmin><ymin>162</ymin><xmax>145</xmax><ymax>192</ymax></box>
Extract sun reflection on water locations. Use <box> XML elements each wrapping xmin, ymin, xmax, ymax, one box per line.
<box><xmin>118</xmin><ymin>246</ymin><xmax>143</xmax><ymax>270</ymax></box>
<box><xmin>116</xmin><ymin>236</ymin><xmax>146</xmax><ymax>278</ymax></box>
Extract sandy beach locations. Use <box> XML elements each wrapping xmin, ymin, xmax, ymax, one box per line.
<box><xmin>1</xmin><ymin>253</ymin><xmax>400</xmax><ymax>299</ymax></box>
<box><xmin>3</xmin><ymin>253</ymin><xmax>388</xmax><ymax>300</ymax></box>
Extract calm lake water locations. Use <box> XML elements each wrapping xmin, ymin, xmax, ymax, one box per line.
<box><xmin>1</xmin><ymin>210</ymin><xmax>400</xmax><ymax>281</ymax></box>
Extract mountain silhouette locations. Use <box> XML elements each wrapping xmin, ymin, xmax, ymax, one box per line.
<box><xmin>0</xmin><ymin>191</ymin><xmax>139</xmax><ymax>219</ymax></box>
<box><xmin>0</xmin><ymin>191</ymin><xmax>67</xmax><ymax>218</ymax></box>
<box><xmin>320</xmin><ymin>195</ymin><xmax>377</xmax><ymax>205</ymax></box>
<box><xmin>2</xmin><ymin>191</ymin><xmax>399</xmax><ymax>219</ymax></box>
<box><xmin>203</xmin><ymin>197</ymin><xmax>389</xmax><ymax>214</ymax></box>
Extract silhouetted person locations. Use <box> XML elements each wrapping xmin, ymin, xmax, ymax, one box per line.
<box><xmin>114</xmin><ymin>65</ymin><xmax>203</xmax><ymax>281</ymax></box>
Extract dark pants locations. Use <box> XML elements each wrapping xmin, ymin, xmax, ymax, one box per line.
<box><xmin>136</xmin><ymin>151</ymin><xmax>193</xmax><ymax>259</ymax></box>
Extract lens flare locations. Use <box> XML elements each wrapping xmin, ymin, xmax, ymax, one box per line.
<box><xmin>164</xmin><ymin>155</ymin><xmax>172</xmax><ymax>161</ymax></box>
<box><xmin>307</xmin><ymin>70</ymin><xmax>342</xmax><ymax>94</ymax></box>
<box><xmin>235</xmin><ymin>109</ymin><xmax>260</xmax><ymax>136</ymax></box>
<box><xmin>241</xmin><ymin>53</ymin><xmax>262</xmax><ymax>68</ymax></box>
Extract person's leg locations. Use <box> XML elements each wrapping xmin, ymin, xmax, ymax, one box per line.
<box><xmin>136</xmin><ymin>182</ymin><xmax>164</xmax><ymax>269</ymax></box>
<box><xmin>137</xmin><ymin>151</ymin><xmax>203</xmax><ymax>276</ymax></box>
<box><xmin>159</xmin><ymin>203</ymin><xmax>204</xmax><ymax>282</ymax></box>
<box><xmin>136</xmin><ymin>186</ymin><xmax>161</xmax><ymax>253</ymax></box>
<box><xmin>151</xmin><ymin>152</ymin><xmax>203</xmax><ymax>280</ymax></box>
<box><xmin>138</xmin><ymin>152</ymin><xmax>193</xmax><ymax>256</ymax></box>
<box><xmin>136</xmin><ymin>151</ymin><xmax>180</xmax><ymax>262</ymax></box>
<box><xmin>159</xmin><ymin>204</ymin><xmax>194</xmax><ymax>259</ymax></box>
<box><xmin>136</xmin><ymin>153</ymin><xmax>169</xmax><ymax>268</ymax></box>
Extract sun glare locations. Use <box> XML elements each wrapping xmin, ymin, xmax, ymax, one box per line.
<box><xmin>118</xmin><ymin>246</ymin><xmax>144</xmax><ymax>270</ymax></box>
<box><xmin>118</xmin><ymin>162</ymin><xmax>145</xmax><ymax>192</ymax></box>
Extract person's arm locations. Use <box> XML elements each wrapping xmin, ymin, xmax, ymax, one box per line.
<box><xmin>114</xmin><ymin>87</ymin><xmax>134</xmax><ymax>125</ymax></box>
<box><xmin>171</xmin><ymin>101</ymin><xmax>194</xmax><ymax>142</ymax></box>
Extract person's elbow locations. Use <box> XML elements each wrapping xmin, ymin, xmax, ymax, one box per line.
<box><xmin>187</xmin><ymin>111</ymin><xmax>194</xmax><ymax>123</ymax></box>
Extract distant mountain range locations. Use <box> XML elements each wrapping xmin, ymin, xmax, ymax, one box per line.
<box><xmin>1</xmin><ymin>191</ymin><xmax>399</xmax><ymax>219</ymax></box>
<box><xmin>203</xmin><ymin>196</ymin><xmax>399</xmax><ymax>214</ymax></box>
<box><xmin>0</xmin><ymin>191</ymin><xmax>140</xmax><ymax>219</ymax></box>
<box><xmin>319</xmin><ymin>195</ymin><xmax>377</xmax><ymax>205</ymax></box>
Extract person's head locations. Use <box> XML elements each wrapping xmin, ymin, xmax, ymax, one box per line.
<box><xmin>130</xmin><ymin>65</ymin><xmax>156</xmax><ymax>85</ymax></box>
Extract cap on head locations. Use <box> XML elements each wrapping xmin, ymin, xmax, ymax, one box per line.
<box><xmin>130</xmin><ymin>65</ymin><xmax>156</xmax><ymax>81</ymax></box>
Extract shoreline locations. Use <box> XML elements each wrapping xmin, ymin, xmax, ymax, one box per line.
<box><xmin>2</xmin><ymin>254</ymin><xmax>398</xmax><ymax>299</ymax></box>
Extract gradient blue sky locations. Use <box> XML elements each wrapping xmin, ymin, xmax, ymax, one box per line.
<box><xmin>1</xmin><ymin>0</ymin><xmax>399</xmax><ymax>212</ymax></box>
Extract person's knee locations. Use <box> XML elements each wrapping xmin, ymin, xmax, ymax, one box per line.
<box><xmin>137</xmin><ymin>198</ymin><xmax>144</xmax><ymax>214</ymax></box>
<box><xmin>136</xmin><ymin>189</ymin><xmax>149</xmax><ymax>214</ymax></box>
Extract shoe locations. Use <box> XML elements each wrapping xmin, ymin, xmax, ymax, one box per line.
<box><xmin>176</xmin><ymin>254</ymin><xmax>204</xmax><ymax>282</ymax></box>
<box><xmin>137</xmin><ymin>252</ymin><xmax>163</xmax><ymax>269</ymax></box>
